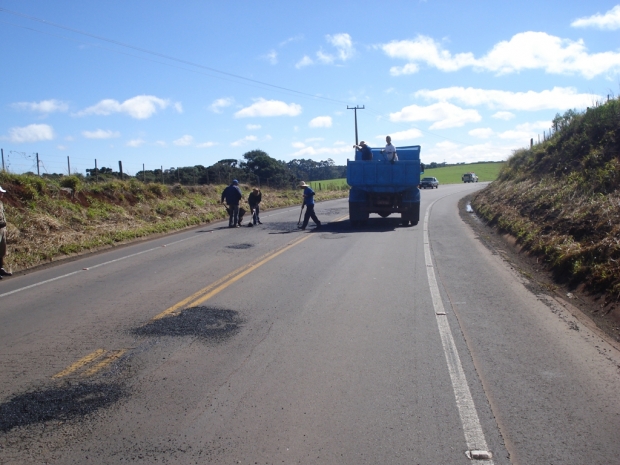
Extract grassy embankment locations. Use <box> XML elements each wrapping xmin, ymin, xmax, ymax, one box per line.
<box><xmin>471</xmin><ymin>98</ymin><xmax>620</xmax><ymax>307</ymax></box>
<box><xmin>0</xmin><ymin>174</ymin><xmax>347</xmax><ymax>273</ymax></box>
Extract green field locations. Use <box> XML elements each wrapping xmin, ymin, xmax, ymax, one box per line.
<box><xmin>309</xmin><ymin>162</ymin><xmax>504</xmax><ymax>189</ymax></box>
<box><xmin>422</xmin><ymin>162</ymin><xmax>504</xmax><ymax>184</ymax></box>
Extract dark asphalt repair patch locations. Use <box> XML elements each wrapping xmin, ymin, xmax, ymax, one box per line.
<box><xmin>0</xmin><ymin>382</ymin><xmax>126</xmax><ymax>433</ymax></box>
<box><xmin>132</xmin><ymin>307</ymin><xmax>243</xmax><ymax>341</ymax></box>
<box><xmin>226</xmin><ymin>243</ymin><xmax>254</xmax><ymax>249</ymax></box>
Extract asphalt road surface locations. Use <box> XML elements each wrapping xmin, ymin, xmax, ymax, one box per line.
<box><xmin>1</xmin><ymin>183</ymin><xmax>619</xmax><ymax>464</ymax></box>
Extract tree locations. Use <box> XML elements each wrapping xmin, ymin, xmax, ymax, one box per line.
<box><xmin>240</xmin><ymin>149</ymin><xmax>293</xmax><ymax>187</ymax></box>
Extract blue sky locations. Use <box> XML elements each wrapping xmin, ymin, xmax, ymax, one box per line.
<box><xmin>1</xmin><ymin>0</ymin><xmax>619</xmax><ymax>175</ymax></box>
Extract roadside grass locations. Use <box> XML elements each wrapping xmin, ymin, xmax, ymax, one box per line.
<box><xmin>0</xmin><ymin>175</ymin><xmax>346</xmax><ymax>273</ymax></box>
<box><xmin>471</xmin><ymin>97</ymin><xmax>620</xmax><ymax>306</ymax></box>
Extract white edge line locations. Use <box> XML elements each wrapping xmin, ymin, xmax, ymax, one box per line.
<box><xmin>423</xmin><ymin>200</ymin><xmax>494</xmax><ymax>462</ymax></box>
<box><xmin>0</xmin><ymin>198</ymin><xmax>344</xmax><ymax>299</ymax></box>
<box><xmin>0</xmin><ymin>236</ymin><xmax>197</xmax><ymax>299</ymax></box>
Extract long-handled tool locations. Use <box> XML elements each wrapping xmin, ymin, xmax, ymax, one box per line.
<box><xmin>297</xmin><ymin>203</ymin><xmax>305</xmax><ymax>225</ymax></box>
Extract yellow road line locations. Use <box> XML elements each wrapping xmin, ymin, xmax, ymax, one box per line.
<box><xmin>82</xmin><ymin>349</ymin><xmax>128</xmax><ymax>377</ymax></box>
<box><xmin>52</xmin><ymin>348</ymin><xmax>106</xmax><ymax>379</ymax></box>
<box><xmin>188</xmin><ymin>234</ymin><xmax>313</xmax><ymax>308</ymax></box>
<box><xmin>153</xmin><ymin>234</ymin><xmax>313</xmax><ymax>320</ymax></box>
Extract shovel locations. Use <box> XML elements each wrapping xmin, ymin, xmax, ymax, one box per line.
<box><xmin>297</xmin><ymin>203</ymin><xmax>304</xmax><ymax>225</ymax></box>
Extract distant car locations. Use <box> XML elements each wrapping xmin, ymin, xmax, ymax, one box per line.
<box><xmin>462</xmin><ymin>172</ymin><xmax>479</xmax><ymax>183</ymax></box>
<box><xmin>420</xmin><ymin>177</ymin><xmax>439</xmax><ymax>189</ymax></box>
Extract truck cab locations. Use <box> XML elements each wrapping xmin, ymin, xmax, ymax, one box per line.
<box><xmin>347</xmin><ymin>145</ymin><xmax>422</xmax><ymax>226</ymax></box>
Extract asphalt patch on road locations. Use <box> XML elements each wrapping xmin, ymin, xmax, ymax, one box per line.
<box><xmin>0</xmin><ymin>382</ymin><xmax>126</xmax><ymax>433</ymax></box>
<box><xmin>226</xmin><ymin>243</ymin><xmax>254</xmax><ymax>249</ymax></box>
<box><xmin>132</xmin><ymin>307</ymin><xmax>243</xmax><ymax>341</ymax></box>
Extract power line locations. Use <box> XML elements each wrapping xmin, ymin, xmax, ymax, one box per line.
<box><xmin>0</xmin><ymin>8</ymin><xmax>349</xmax><ymax>107</ymax></box>
<box><xmin>0</xmin><ymin>7</ymin><xmax>468</xmax><ymax>146</ymax></box>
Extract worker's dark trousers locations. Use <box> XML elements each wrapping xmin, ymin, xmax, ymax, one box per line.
<box><xmin>250</xmin><ymin>205</ymin><xmax>260</xmax><ymax>224</ymax></box>
<box><xmin>228</xmin><ymin>205</ymin><xmax>239</xmax><ymax>226</ymax></box>
<box><xmin>301</xmin><ymin>204</ymin><xmax>321</xmax><ymax>228</ymax></box>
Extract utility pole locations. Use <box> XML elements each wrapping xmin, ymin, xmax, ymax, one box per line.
<box><xmin>36</xmin><ymin>153</ymin><xmax>40</xmax><ymax>176</ymax></box>
<box><xmin>347</xmin><ymin>105</ymin><xmax>365</xmax><ymax>145</ymax></box>
<box><xmin>67</xmin><ymin>156</ymin><xmax>71</xmax><ymax>175</ymax></box>
<box><xmin>1</xmin><ymin>149</ymin><xmax>4</xmax><ymax>172</ymax></box>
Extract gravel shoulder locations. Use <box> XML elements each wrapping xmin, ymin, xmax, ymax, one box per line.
<box><xmin>460</xmin><ymin>194</ymin><xmax>620</xmax><ymax>348</ymax></box>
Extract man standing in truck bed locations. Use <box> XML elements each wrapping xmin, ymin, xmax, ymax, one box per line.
<box><xmin>353</xmin><ymin>141</ymin><xmax>373</xmax><ymax>161</ymax></box>
<box><xmin>381</xmin><ymin>135</ymin><xmax>398</xmax><ymax>163</ymax></box>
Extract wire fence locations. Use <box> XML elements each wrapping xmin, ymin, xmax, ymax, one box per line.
<box><xmin>0</xmin><ymin>148</ymin><xmax>304</xmax><ymax>189</ymax></box>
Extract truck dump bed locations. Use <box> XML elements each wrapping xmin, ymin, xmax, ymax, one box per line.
<box><xmin>346</xmin><ymin>145</ymin><xmax>421</xmax><ymax>192</ymax></box>
<box><xmin>347</xmin><ymin>145</ymin><xmax>422</xmax><ymax>226</ymax></box>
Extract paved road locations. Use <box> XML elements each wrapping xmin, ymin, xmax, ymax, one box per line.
<box><xmin>1</xmin><ymin>184</ymin><xmax>619</xmax><ymax>464</ymax></box>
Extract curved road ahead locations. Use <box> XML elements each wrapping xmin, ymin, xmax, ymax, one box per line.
<box><xmin>1</xmin><ymin>183</ymin><xmax>619</xmax><ymax>464</ymax></box>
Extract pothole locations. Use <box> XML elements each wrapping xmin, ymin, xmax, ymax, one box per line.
<box><xmin>226</xmin><ymin>243</ymin><xmax>254</xmax><ymax>249</ymax></box>
<box><xmin>0</xmin><ymin>382</ymin><xmax>126</xmax><ymax>433</ymax></box>
<box><xmin>132</xmin><ymin>307</ymin><xmax>243</xmax><ymax>341</ymax></box>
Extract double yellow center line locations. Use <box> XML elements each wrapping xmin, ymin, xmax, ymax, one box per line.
<box><xmin>52</xmin><ymin>214</ymin><xmax>348</xmax><ymax>379</ymax></box>
<box><xmin>152</xmin><ymin>233</ymin><xmax>314</xmax><ymax>320</ymax></box>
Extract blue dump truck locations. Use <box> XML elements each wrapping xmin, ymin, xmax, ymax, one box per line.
<box><xmin>347</xmin><ymin>145</ymin><xmax>422</xmax><ymax>227</ymax></box>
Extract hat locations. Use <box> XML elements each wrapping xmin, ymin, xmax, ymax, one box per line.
<box><xmin>298</xmin><ymin>181</ymin><xmax>310</xmax><ymax>188</ymax></box>
<box><xmin>0</xmin><ymin>186</ymin><xmax>6</xmax><ymax>193</ymax></box>
<box><xmin>359</xmin><ymin>140</ymin><xmax>366</xmax><ymax>145</ymax></box>
<box><xmin>232</xmin><ymin>179</ymin><xmax>238</xmax><ymax>185</ymax></box>
<box><xmin>252</xmin><ymin>187</ymin><xmax>259</xmax><ymax>193</ymax></box>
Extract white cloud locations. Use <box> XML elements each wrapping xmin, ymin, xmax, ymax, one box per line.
<box><xmin>231</xmin><ymin>135</ymin><xmax>258</xmax><ymax>147</ymax></box>
<box><xmin>5</xmin><ymin>124</ymin><xmax>55</xmax><ymax>143</ymax></box>
<box><xmin>309</xmin><ymin>116</ymin><xmax>332</xmax><ymax>128</ymax></box>
<box><xmin>78</xmin><ymin>95</ymin><xmax>169</xmax><ymax>119</ymax></box>
<box><xmin>155</xmin><ymin>140</ymin><xmax>167</xmax><ymax>147</ymax></box>
<box><xmin>382</xmin><ymin>32</ymin><xmax>620</xmax><ymax>79</ymax></box>
<box><xmin>424</xmin><ymin>141</ymin><xmax>513</xmax><ymax>163</ymax></box>
<box><xmin>12</xmin><ymin>99</ymin><xmax>69</xmax><ymax>113</ymax></box>
<box><xmin>382</xmin><ymin>36</ymin><xmax>474</xmax><ymax>75</ymax></box>
<box><xmin>262</xmin><ymin>50</ymin><xmax>278</xmax><ymax>64</ymax></box>
<box><xmin>390</xmin><ymin>102</ymin><xmax>481</xmax><ymax>129</ymax></box>
<box><xmin>328</xmin><ymin>33</ymin><xmax>355</xmax><ymax>61</ymax></box>
<box><xmin>415</xmin><ymin>86</ymin><xmax>600</xmax><ymax>111</ymax></box>
<box><xmin>380</xmin><ymin>128</ymin><xmax>424</xmax><ymax>142</ymax></box>
<box><xmin>290</xmin><ymin>143</ymin><xmax>351</xmax><ymax>158</ymax></box>
<box><xmin>469</xmin><ymin>128</ymin><xmax>495</xmax><ymax>139</ymax></box>
<box><xmin>174</xmin><ymin>135</ymin><xmax>194</xmax><ymax>146</ymax></box>
<box><xmin>298</xmin><ymin>33</ymin><xmax>355</xmax><ymax>68</ymax></box>
<box><xmin>492</xmin><ymin>111</ymin><xmax>515</xmax><ymax>120</ymax></box>
<box><xmin>196</xmin><ymin>141</ymin><xmax>216</xmax><ymax>148</ymax></box>
<box><xmin>296</xmin><ymin>55</ymin><xmax>314</xmax><ymax>68</ymax></box>
<box><xmin>126</xmin><ymin>138</ymin><xmax>145</xmax><ymax>147</ymax></box>
<box><xmin>497</xmin><ymin>121</ymin><xmax>550</xmax><ymax>140</ymax></box>
<box><xmin>246</xmin><ymin>124</ymin><xmax>261</xmax><ymax>130</ymax></box>
<box><xmin>280</xmin><ymin>35</ymin><xmax>303</xmax><ymax>47</ymax></box>
<box><xmin>82</xmin><ymin>129</ymin><xmax>120</xmax><ymax>139</ymax></box>
<box><xmin>209</xmin><ymin>97</ymin><xmax>234</xmax><ymax>113</ymax></box>
<box><xmin>174</xmin><ymin>102</ymin><xmax>183</xmax><ymax>113</ymax></box>
<box><xmin>235</xmin><ymin>98</ymin><xmax>302</xmax><ymax>118</ymax></box>
<box><xmin>57</xmin><ymin>145</ymin><xmax>68</xmax><ymax>151</ymax></box>
<box><xmin>305</xmin><ymin>137</ymin><xmax>324</xmax><ymax>143</ymax></box>
<box><xmin>572</xmin><ymin>5</ymin><xmax>620</xmax><ymax>30</ymax></box>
